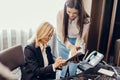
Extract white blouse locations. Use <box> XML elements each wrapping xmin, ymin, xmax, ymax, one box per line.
<box><xmin>39</xmin><ymin>44</ymin><xmax>48</xmax><ymax>67</ymax></box>
<box><xmin>68</xmin><ymin>17</ymin><xmax>79</xmax><ymax>38</ymax></box>
<box><xmin>39</xmin><ymin>44</ymin><xmax>56</xmax><ymax>71</ymax></box>
<box><xmin>56</xmin><ymin>9</ymin><xmax>90</xmax><ymax>53</ymax></box>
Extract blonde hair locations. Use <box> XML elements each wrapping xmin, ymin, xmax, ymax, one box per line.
<box><xmin>30</xmin><ymin>22</ymin><xmax>54</xmax><ymax>48</ymax></box>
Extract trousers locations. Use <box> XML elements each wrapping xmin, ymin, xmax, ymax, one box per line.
<box><xmin>57</xmin><ymin>37</ymin><xmax>77</xmax><ymax>77</ymax></box>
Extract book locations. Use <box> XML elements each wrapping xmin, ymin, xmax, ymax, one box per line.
<box><xmin>65</xmin><ymin>52</ymin><xmax>85</xmax><ymax>62</ymax></box>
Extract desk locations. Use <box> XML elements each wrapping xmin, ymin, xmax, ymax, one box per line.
<box><xmin>59</xmin><ymin>64</ymin><xmax>120</xmax><ymax>80</ymax></box>
<box><xmin>60</xmin><ymin>74</ymin><xmax>116</xmax><ymax>80</ymax></box>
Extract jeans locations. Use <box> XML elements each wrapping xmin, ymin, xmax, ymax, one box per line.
<box><xmin>57</xmin><ymin>37</ymin><xmax>77</xmax><ymax>78</ymax></box>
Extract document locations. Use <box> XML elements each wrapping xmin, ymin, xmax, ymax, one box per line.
<box><xmin>66</xmin><ymin>52</ymin><xmax>85</xmax><ymax>62</ymax></box>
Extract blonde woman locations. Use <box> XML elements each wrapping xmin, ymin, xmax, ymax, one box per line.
<box><xmin>20</xmin><ymin>22</ymin><xmax>66</xmax><ymax>80</ymax></box>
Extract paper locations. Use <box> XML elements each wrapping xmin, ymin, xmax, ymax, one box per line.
<box><xmin>98</xmin><ymin>68</ymin><xmax>114</xmax><ymax>76</ymax></box>
<box><xmin>68</xmin><ymin>48</ymin><xmax>84</xmax><ymax>58</ymax></box>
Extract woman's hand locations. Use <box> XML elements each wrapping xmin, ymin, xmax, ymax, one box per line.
<box><xmin>69</xmin><ymin>45</ymin><xmax>81</xmax><ymax>63</ymax></box>
<box><xmin>53</xmin><ymin>57</ymin><xmax>67</xmax><ymax>69</ymax></box>
<box><xmin>61</xmin><ymin>60</ymin><xmax>67</xmax><ymax>66</ymax></box>
<box><xmin>70</xmin><ymin>45</ymin><xmax>81</xmax><ymax>56</ymax></box>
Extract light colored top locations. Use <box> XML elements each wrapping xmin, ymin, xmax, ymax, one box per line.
<box><xmin>39</xmin><ymin>43</ymin><xmax>56</xmax><ymax>71</ymax></box>
<box><xmin>68</xmin><ymin>17</ymin><xmax>79</xmax><ymax>38</ymax></box>
<box><xmin>56</xmin><ymin>10</ymin><xmax>90</xmax><ymax>53</ymax></box>
<box><xmin>40</xmin><ymin>44</ymin><xmax>48</xmax><ymax>67</ymax></box>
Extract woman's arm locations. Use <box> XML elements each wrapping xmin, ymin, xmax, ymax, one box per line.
<box><xmin>75</xmin><ymin>18</ymin><xmax>90</xmax><ymax>51</ymax></box>
<box><xmin>83</xmin><ymin>23</ymin><xmax>90</xmax><ymax>49</ymax></box>
<box><xmin>56</xmin><ymin>10</ymin><xmax>64</xmax><ymax>43</ymax></box>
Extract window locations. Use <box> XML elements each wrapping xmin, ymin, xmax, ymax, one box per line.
<box><xmin>0</xmin><ymin>0</ymin><xmax>65</xmax><ymax>29</ymax></box>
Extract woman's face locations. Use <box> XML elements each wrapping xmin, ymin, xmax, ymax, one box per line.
<box><xmin>40</xmin><ymin>31</ymin><xmax>53</xmax><ymax>44</ymax></box>
<box><xmin>66</xmin><ymin>7</ymin><xmax>78</xmax><ymax>21</ymax></box>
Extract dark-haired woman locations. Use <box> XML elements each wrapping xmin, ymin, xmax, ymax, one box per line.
<box><xmin>56</xmin><ymin>0</ymin><xmax>90</xmax><ymax>78</ymax></box>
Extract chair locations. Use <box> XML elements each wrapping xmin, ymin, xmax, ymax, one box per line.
<box><xmin>117</xmin><ymin>50</ymin><xmax>120</xmax><ymax>66</ymax></box>
<box><xmin>114</xmin><ymin>39</ymin><xmax>120</xmax><ymax>65</ymax></box>
<box><xmin>0</xmin><ymin>45</ymin><xmax>25</xmax><ymax>80</ymax></box>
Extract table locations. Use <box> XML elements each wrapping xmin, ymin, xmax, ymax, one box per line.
<box><xmin>59</xmin><ymin>63</ymin><xmax>120</xmax><ymax>80</ymax></box>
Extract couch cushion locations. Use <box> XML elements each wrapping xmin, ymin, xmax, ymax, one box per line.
<box><xmin>0</xmin><ymin>45</ymin><xmax>25</xmax><ymax>70</ymax></box>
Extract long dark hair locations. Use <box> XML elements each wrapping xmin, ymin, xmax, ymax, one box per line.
<box><xmin>63</xmin><ymin>0</ymin><xmax>89</xmax><ymax>42</ymax></box>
